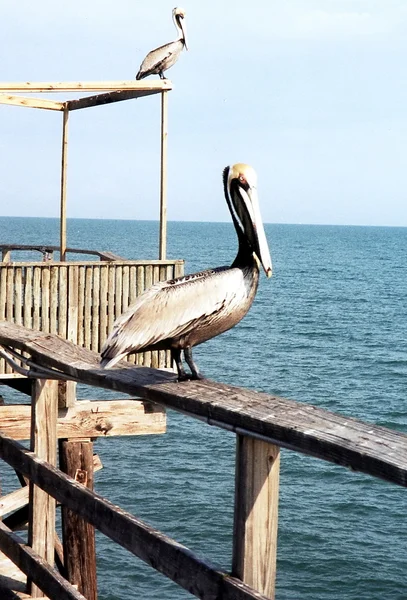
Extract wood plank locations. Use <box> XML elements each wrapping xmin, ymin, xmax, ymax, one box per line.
<box><xmin>49</xmin><ymin>267</ymin><xmax>58</xmax><ymax>336</ymax></box>
<box><xmin>122</xmin><ymin>265</ymin><xmax>129</xmax><ymax>313</ymax></box>
<box><xmin>91</xmin><ymin>266</ymin><xmax>100</xmax><ymax>352</ymax></box>
<box><xmin>58</xmin><ymin>267</ymin><xmax>68</xmax><ymax>338</ymax></box>
<box><xmin>66</xmin><ymin>89</ymin><xmax>160</xmax><ymax>111</ymax></box>
<box><xmin>77</xmin><ymin>267</ymin><xmax>85</xmax><ymax>347</ymax></box>
<box><xmin>41</xmin><ymin>268</ymin><xmax>50</xmax><ymax>333</ymax></box>
<box><xmin>0</xmin><ymin>94</ymin><xmax>64</xmax><ymax>111</ymax></box>
<box><xmin>99</xmin><ymin>265</ymin><xmax>108</xmax><ymax>349</ymax></box>
<box><xmin>0</xmin><ymin>400</ymin><xmax>166</xmax><ymax>440</ymax></box>
<box><xmin>13</xmin><ymin>269</ymin><xmax>22</xmax><ymax>326</ymax></box>
<box><xmin>0</xmin><ymin>322</ymin><xmax>406</xmax><ymax>487</ymax></box>
<box><xmin>0</xmin><ymin>488</ymin><xmax>29</xmax><ymax>519</ymax></box>
<box><xmin>0</xmin><ymin>434</ymin><xmax>270</xmax><ymax>600</ymax></box>
<box><xmin>232</xmin><ymin>437</ymin><xmax>280</xmax><ymax>599</ymax></box>
<box><xmin>67</xmin><ymin>266</ymin><xmax>78</xmax><ymax>344</ymax></box>
<box><xmin>84</xmin><ymin>267</ymin><xmax>92</xmax><ymax>349</ymax></box>
<box><xmin>0</xmin><ymin>81</ymin><xmax>172</xmax><ymax>93</ymax></box>
<box><xmin>107</xmin><ymin>266</ymin><xmax>115</xmax><ymax>336</ymax></box>
<box><xmin>59</xmin><ymin>441</ymin><xmax>97</xmax><ymax>600</ymax></box>
<box><xmin>28</xmin><ymin>380</ymin><xmax>58</xmax><ymax>597</ymax></box>
<box><xmin>0</xmin><ymin>521</ymin><xmax>86</xmax><ymax>600</ymax></box>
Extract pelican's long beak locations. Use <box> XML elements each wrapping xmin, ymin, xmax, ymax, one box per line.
<box><xmin>180</xmin><ymin>18</ymin><xmax>188</xmax><ymax>50</ymax></box>
<box><xmin>244</xmin><ymin>185</ymin><xmax>272</xmax><ymax>278</ymax></box>
<box><xmin>226</xmin><ymin>163</ymin><xmax>272</xmax><ymax>278</ymax></box>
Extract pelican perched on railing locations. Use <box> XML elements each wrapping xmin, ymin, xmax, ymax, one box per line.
<box><xmin>136</xmin><ymin>7</ymin><xmax>188</xmax><ymax>80</ymax></box>
<box><xmin>101</xmin><ymin>164</ymin><xmax>272</xmax><ymax>380</ymax></box>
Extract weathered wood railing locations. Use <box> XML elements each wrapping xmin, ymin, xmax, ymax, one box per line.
<box><xmin>0</xmin><ymin>244</ymin><xmax>125</xmax><ymax>263</ymax></box>
<box><xmin>0</xmin><ymin>321</ymin><xmax>407</xmax><ymax>599</ymax></box>
<box><xmin>0</xmin><ymin>259</ymin><xmax>184</xmax><ymax>375</ymax></box>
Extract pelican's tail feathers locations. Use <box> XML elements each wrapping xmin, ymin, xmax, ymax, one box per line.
<box><xmin>100</xmin><ymin>352</ymin><xmax>127</xmax><ymax>369</ymax></box>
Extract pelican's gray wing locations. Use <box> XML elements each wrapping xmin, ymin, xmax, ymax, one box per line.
<box><xmin>101</xmin><ymin>267</ymin><xmax>247</xmax><ymax>367</ymax></box>
<box><xmin>136</xmin><ymin>40</ymin><xmax>182</xmax><ymax>79</ymax></box>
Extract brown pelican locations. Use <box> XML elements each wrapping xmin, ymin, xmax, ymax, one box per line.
<box><xmin>101</xmin><ymin>164</ymin><xmax>272</xmax><ymax>380</ymax></box>
<box><xmin>136</xmin><ymin>7</ymin><xmax>188</xmax><ymax>80</ymax></box>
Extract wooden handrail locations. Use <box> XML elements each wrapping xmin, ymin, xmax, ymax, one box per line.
<box><xmin>0</xmin><ymin>244</ymin><xmax>125</xmax><ymax>262</ymax></box>
<box><xmin>1</xmin><ymin>321</ymin><xmax>407</xmax><ymax>487</ymax></box>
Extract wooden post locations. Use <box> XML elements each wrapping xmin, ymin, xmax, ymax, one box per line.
<box><xmin>232</xmin><ymin>435</ymin><xmax>280</xmax><ymax>599</ymax></box>
<box><xmin>59</xmin><ymin>439</ymin><xmax>98</xmax><ymax>600</ymax></box>
<box><xmin>159</xmin><ymin>90</ymin><xmax>168</xmax><ymax>260</ymax></box>
<box><xmin>60</xmin><ymin>106</ymin><xmax>69</xmax><ymax>261</ymax></box>
<box><xmin>28</xmin><ymin>379</ymin><xmax>58</xmax><ymax>597</ymax></box>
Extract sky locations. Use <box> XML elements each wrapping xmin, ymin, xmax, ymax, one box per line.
<box><xmin>1</xmin><ymin>0</ymin><xmax>407</xmax><ymax>226</ymax></box>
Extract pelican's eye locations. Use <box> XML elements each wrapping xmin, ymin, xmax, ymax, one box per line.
<box><xmin>238</xmin><ymin>174</ymin><xmax>250</xmax><ymax>191</ymax></box>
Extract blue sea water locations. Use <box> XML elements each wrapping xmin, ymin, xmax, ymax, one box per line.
<box><xmin>0</xmin><ymin>217</ymin><xmax>406</xmax><ymax>599</ymax></box>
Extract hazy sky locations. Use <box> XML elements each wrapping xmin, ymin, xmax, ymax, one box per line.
<box><xmin>1</xmin><ymin>1</ymin><xmax>406</xmax><ymax>225</ymax></box>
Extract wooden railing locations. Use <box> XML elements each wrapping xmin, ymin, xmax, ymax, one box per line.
<box><xmin>0</xmin><ymin>244</ymin><xmax>125</xmax><ymax>263</ymax></box>
<box><xmin>0</xmin><ymin>258</ymin><xmax>184</xmax><ymax>375</ymax></box>
<box><xmin>0</xmin><ymin>321</ymin><xmax>406</xmax><ymax>599</ymax></box>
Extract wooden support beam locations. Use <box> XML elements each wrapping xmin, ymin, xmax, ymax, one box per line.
<box><xmin>0</xmin><ymin>433</ymin><xmax>271</xmax><ymax>600</ymax></box>
<box><xmin>232</xmin><ymin>436</ymin><xmax>280</xmax><ymax>599</ymax></box>
<box><xmin>0</xmin><ymin>521</ymin><xmax>86</xmax><ymax>600</ymax></box>
<box><xmin>159</xmin><ymin>90</ymin><xmax>168</xmax><ymax>260</ymax></box>
<box><xmin>0</xmin><ymin>81</ymin><xmax>173</xmax><ymax>93</ymax></box>
<box><xmin>60</xmin><ymin>107</ymin><xmax>69</xmax><ymax>262</ymax></box>
<box><xmin>28</xmin><ymin>379</ymin><xmax>58</xmax><ymax>597</ymax></box>
<box><xmin>60</xmin><ymin>440</ymin><xmax>97</xmax><ymax>600</ymax></box>
<box><xmin>66</xmin><ymin>89</ymin><xmax>159</xmax><ymax>111</ymax></box>
<box><xmin>0</xmin><ymin>94</ymin><xmax>64</xmax><ymax>111</ymax></box>
<box><xmin>0</xmin><ymin>399</ymin><xmax>166</xmax><ymax>440</ymax></box>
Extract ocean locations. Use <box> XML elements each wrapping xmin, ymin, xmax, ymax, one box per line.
<box><xmin>1</xmin><ymin>217</ymin><xmax>406</xmax><ymax>599</ymax></box>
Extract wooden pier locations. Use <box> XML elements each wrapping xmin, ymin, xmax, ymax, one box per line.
<box><xmin>0</xmin><ymin>321</ymin><xmax>407</xmax><ymax>599</ymax></box>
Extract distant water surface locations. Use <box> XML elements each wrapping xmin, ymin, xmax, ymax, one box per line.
<box><xmin>0</xmin><ymin>217</ymin><xmax>406</xmax><ymax>599</ymax></box>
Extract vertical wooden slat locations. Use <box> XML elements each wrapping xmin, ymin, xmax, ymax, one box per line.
<box><xmin>67</xmin><ymin>265</ymin><xmax>79</xmax><ymax>344</ymax></box>
<box><xmin>232</xmin><ymin>436</ymin><xmax>280</xmax><ymax>600</ymax></box>
<box><xmin>28</xmin><ymin>379</ymin><xmax>58</xmax><ymax>597</ymax></box>
<box><xmin>99</xmin><ymin>264</ymin><xmax>108</xmax><ymax>350</ymax></box>
<box><xmin>23</xmin><ymin>267</ymin><xmax>33</xmax><ymax>329</ymax></box>
<box><xmin>32</xmin><ymin>267</ymin><xmax>41</xmax><ymax>330</ymax></box>
<box><xmin>92</xmin><ymin>266</ymin><xmax>100</xmax><ymax>351</ymax></box>
<box><xmin>50</xmin><ymin>266</ymin><xmax>59</xmax><ymax>335</ymax></box>
<box><xmin>115</xmin><ymin>266</ymin><xmax>123</xmax><ymax>321</ymax></box>
<box><xmin>58</xmin><ymin>266</ymin><xmax>68</xmax><ymax>338</ymax></box>
<box><xmin>14</xmin><ymin>268</ymin><xmax>23</xmax><ymax>325</ymax></box>
<box><xmin>60</xmin><ymin>440</ymin><xmax>97</xmax><ymax>600</ymax></box>
<box><xmin>60</xmin><ymin>106</ymin><xmax>69</xmax><ymax>261</ymax></box>
<box><xmin>0</xmin><ymin>266</ymin><xmax>7</xmax><ymax>321</ymax></box>
<box><xmin>77</xmin><ymin>266</ymin><xmax>85</xmax><ymax>347</ymax></box>
<box><xmin>175</xmin><ymin>261</ymin><xmax>184</xmax><ymax>279</ymax></box>
<box><xmin>0</xmin><ymin>266</ymin><xmax>8</xmax><ymax>372</ymax></box>
<box><xmin>41</xmin><ymin>267</ymin><xmax>50</xmax><ymax>333</ymax></box>
<box><xmin>107</xmin><ymin>266</ymin><xmax>115</xmax><ymax>337</ymax></box>
<box><xmin>84</xmin><ymin>266</ymin><xmax>93</xmax><ymax>349</ymax></box>
<box><xmin>143</xmin><ymin>265</ymin><xmax>153</xmax><ymax>367</ymax></box>
<box><xmin>2</xmin><ymin>249</ymin><xmax>11</xmax><ymax>263</ymax></box>
<box><xmin>122</xmin><ymin>265</ymin><xmax>130</xmax><ymax>312</ymax></box>
<box><xmin>129</xmin><ymin>265</ymin><xmax>137</xmax><ymax>305</ymax></box>
<box><xmin>159</xmin><ymin>90</ymin><xmax>168</xmax><ymax>260</ymax></box>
